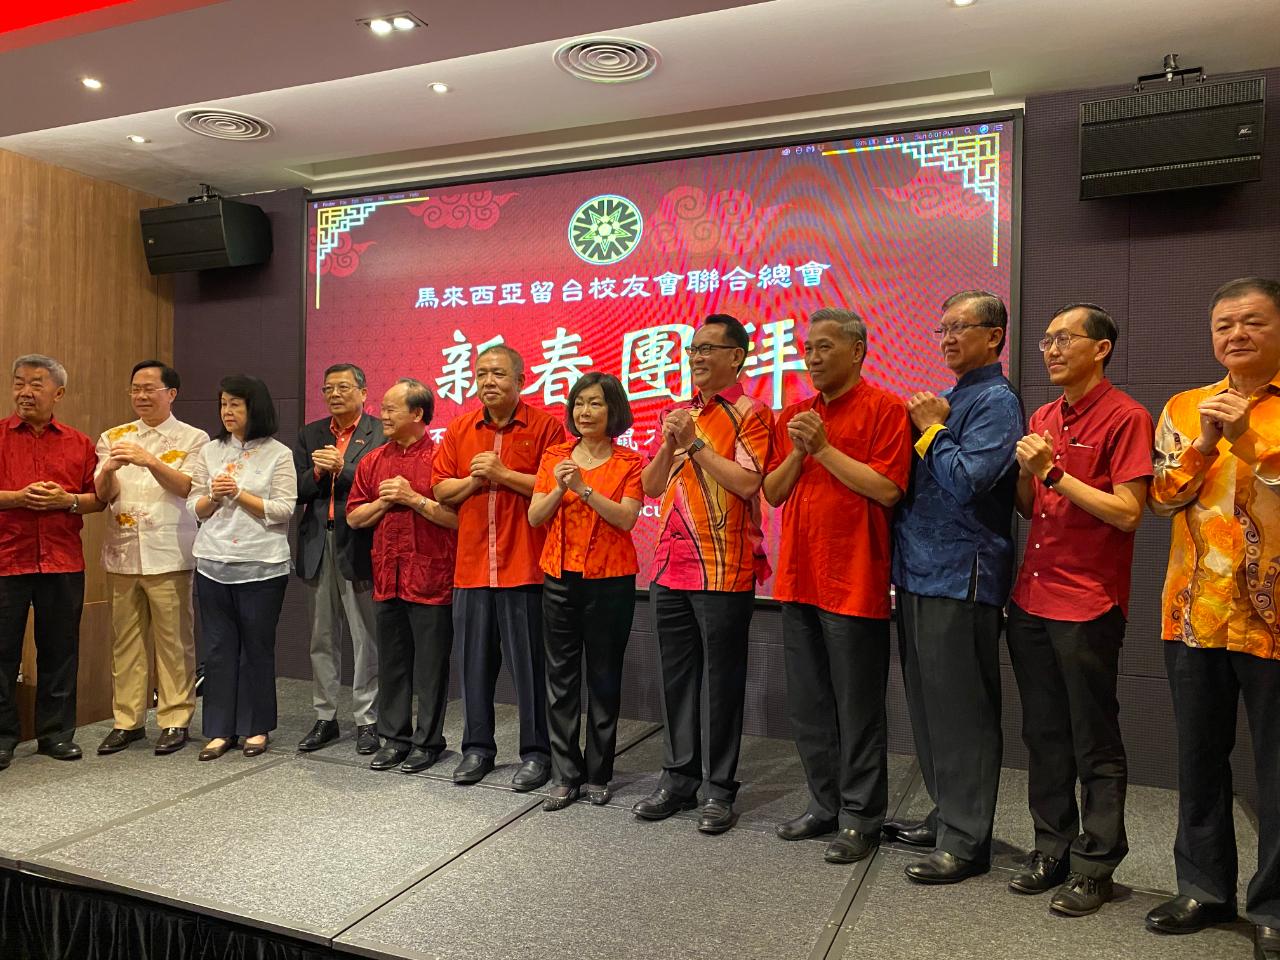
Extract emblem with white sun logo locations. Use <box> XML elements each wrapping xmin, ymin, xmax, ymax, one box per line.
<box><xmin>568</xmin><ymin>194</ymin><xmax>643</xmax><ymax>265</ymax></box>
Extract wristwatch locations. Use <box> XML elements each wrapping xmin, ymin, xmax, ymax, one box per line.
<box><xmin>686</xmin><ymin>438</ymin><xmax>707</xmax><ymax>457</ymax></box>
<box><xmin>581</xmin><ymin>486</ymin><xmax>595</xmax><ymax>503</ymax></box>
<box><xmin>416</xmin><ymin>496</ymin><xmax>429</xmax><ymax>513</ymax></box>
<box><xmin>1042</xmin><ymin>465</ymin><xmax>1064</xmax><ymax>489</ymax></box>
<box><xmin>68</xmin><ymin>495</ymin><xmax>79</xmax><ymax>514</ymax></box>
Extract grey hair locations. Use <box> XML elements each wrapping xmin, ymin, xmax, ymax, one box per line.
<box><xmin>12</xmin><ymin>354</ymin><xmax>67</xmax><ymax>387</ymax></box>
<box><xmin>808</xmin><ymin>308</ymin><xmax>866</xmax><ymax>346</ymax></box>
<box><xmin>476</xmin><ymin>343</ymin><xmax>525</xmax><ymax>379</ymax></box>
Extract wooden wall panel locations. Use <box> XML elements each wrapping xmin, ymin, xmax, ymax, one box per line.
<box><xmin>0</xmin><ymin>148</ymin><xmax>173</xmax><ymax>736</ymax></box>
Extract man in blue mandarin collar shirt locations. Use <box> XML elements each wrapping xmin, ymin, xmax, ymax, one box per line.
<box><xmin>888</xmin><ymin>291</ymin><xmax>1024</xmax><ymax>884</ymax></box>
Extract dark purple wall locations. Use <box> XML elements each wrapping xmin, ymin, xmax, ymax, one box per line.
<box><xmin>174</xmin><ymin>69</ymin><xmax>1280</xmax><ymax>792</ymax></box>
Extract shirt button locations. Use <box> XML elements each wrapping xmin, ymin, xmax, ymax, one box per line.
<box><xmin>1034</xmin><ymin>543</ymin><xmax>1041</xmax><ymax>549</ymax></box>
<box><xmin>1032</xmin><ymin>572</ymin><xmax>1039</xmax><ymax>578</ymax></box>
<box><xmin>1040</xmin><ymin>513</ymin><xmax>1046</xmax><ymax>519</ymax></box>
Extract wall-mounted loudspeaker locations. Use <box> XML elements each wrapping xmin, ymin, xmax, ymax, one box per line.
<box><xmin>1079</xmin><ymin>76</ymin><xmax>1265</xmax><ymax>199</ymax></box>
<box><xmin>139</xmin><ymin>197</ymin><xmax>272</xmax><ymax>274</ymax></box>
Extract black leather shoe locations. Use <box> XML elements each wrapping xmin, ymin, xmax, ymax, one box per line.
<box><xmin>905</xmin><ymin>850</ymin><xmax>990</xmax><ymax>885</ymax></box>
<box><xmin>154</xmin><ymin>727</ymin><xmax>188</xmax><ymax>755</ymax></box>
<box><xmin>511</xmin><ymin>759</ymin><xmax>550</xmax><ymax>792</ymax></box>
<box><xmin>542</xmin><ymin>785</ymin><xmax>580</xmax><ymax>812</ymax></box>
<box><xmin>297</xmin><ymin>719</ymin><xmax>340</xmax><ymax>752</ymax></box>
<box><xmin>355</xmin><ymin>723</ymin><xmax>380</xmax><ymax>755</ymax></box>
<box><xmin>369</xmin><ymin>746</ymin><xmax>409</xmax><ymax>770</ymax></box>
<box><xmin>452</xmin><ymin>752</ymin><xmax>495</xmax><ymax>784</ymax></box>
<box><xmin>38</xmin><ymin>740</ymin><xmax>83</xmax><ymax>761</ymax></box>
<box><xmin>777</xmin><ymin>812</ymin><xmax>837</xmax><ymax>841</ymax></box>
<box><xmin>0</xmin><ymin>748</ymin><xmax>11</xmax><ymax>771</ymax></box>
<box><xmin>882</xmin><ymin>817</ymin><xmax>937</xmax><ymax>848</ymax></box>
<box><xmin>399</xmin><ymin>748</ymin><xmax>441</xmax><ymax>774</ymax></box>
<box><xmin>585</xmin><ymin>784</ymin><xmax>611</xmax><ymax>806</ymax></box>
<box><xmin>1008</xmin><ymin>850</ymin><xmax>1069</xmax><ymax>894</ymax></box>
<box><xmin>632</xmin><ymin>788</ymin><xmax>697</xmax><ymax>821</ymax></box>
<box><xmin>825</xmin><ymin>828</ymin><xmax>878</xmax><ymax>864</ymax></box>
<box><xmin>1145</xmin><ymin>895</ymin><xmax>1237</xmax><ymax>934</ymax></box>
<box><xmin>1050</xmin><ymin>873</ymin><xmax>1114</xmax><ymax>916</ymax></box>
<box><xmin>697</xmin><ymin>799</ymin><xmax>736</xmax><ymax>834</ymax></box>
<box><xmin>97</xmin><ymin>727</ymin><xmax>145</xmax><ymax>755</ymax></box>
<box><xmin>1255</xmin><ymin>925</ymin><xmax>1280</xmax><ymax>960</ymax></box>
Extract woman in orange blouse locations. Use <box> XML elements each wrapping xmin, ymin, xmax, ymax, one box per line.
<box><xmin>529</xmin><ymin>373</ymin><xmax>644</xmax><ymax>811</ymax></box>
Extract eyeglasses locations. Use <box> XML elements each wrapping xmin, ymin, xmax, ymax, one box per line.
<box><xmin>683</xmin><ymin>344</ymin><xmax>740</xmax><ymax>358</ymax></box>
<box><xmin>127</xmin><ymin>385</ymin><xmax>168</xmax><ymax>396</ymax></box>
<box><xmin>321</xmin><ymin>384</ymin><xmax>359</xmax><ymax>396</ymax></box>
<box><xmin>1038</xmin><ymin>333</ymin><xmax>1098</xmax><ymax>353</ymax></box>
<box><xmin>933</xmin><ymin>322</ymin><xmax>996</xmax><ymax>340</ymax></box>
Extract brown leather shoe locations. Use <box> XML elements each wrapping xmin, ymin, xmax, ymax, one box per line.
<box><xmin>242</xmin><ymin>735</ymin><xmax>269</xmax><ymax>758</ymax></box>
<box><xmin>154</xmin><ymin>727</ymin><xmax>189</xmax><ymax>755</ymax></box>
<box><xmin>198</xmin><ymin>737</ymin><xmax>238</xmax><ymax>761</ymax></box>
<box><xmin>97</xmin><ymin>728</ymin><xmax>145</xmax><ymax>755</ymax></box>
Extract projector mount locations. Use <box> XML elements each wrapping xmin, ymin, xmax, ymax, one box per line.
<box><xmin>1134</xmin><ymin>54</ymin><xmax>1205</xmax><ymax>92</ymax></box>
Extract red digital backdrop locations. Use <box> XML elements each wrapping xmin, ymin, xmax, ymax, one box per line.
<box><xmin>306</xmin><ymin>116</ymin><xmax>1019</xmax><ymax>595</ymax></box>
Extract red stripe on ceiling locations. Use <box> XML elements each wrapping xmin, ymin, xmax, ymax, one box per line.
<box><xmin>0</xmin><ymin>1</ymin><xmax>136</xmax><ymax>34</ymax></box>
<box><xmin>0</xmin><ymin>0</ymin><xmax>227</xmax><ymax>53</ymax></box>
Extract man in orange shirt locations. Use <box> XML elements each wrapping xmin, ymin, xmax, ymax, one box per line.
<box><xmin>1147</xmin><ymin>278</ymin><xmax>1280</xmax><ymax>960</ymax></box>
<box><xmin>764</xmin><ymin>308</ymin><xmax>912</xmax><ymax>863</ymax></box>
<box><xmin>633</xmin><ymin>314</ymin><xmax>773</xmax><ymax>834</ymax></box>
<box><xmin>433</xmin><ymin>345</ymin><xmax>565</xmax><ymax>790</ymax></box>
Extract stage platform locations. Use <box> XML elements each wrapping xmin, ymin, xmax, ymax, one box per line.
<box><xmin>0</xmin><ymin>679</ymin><xmax>1262</xmax><ymax>960</ymax></box>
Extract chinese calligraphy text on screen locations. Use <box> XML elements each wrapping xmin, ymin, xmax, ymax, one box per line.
<box><xmin>306</xmin><ymin>116</ymin><xmax>1019</xmax><ymax>596</ymax></box>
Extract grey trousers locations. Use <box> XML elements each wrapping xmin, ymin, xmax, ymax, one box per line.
<box><xmin>302</xmin><ymin>529</ymin><xmax>378</xmax><ymax>725</ymax></box>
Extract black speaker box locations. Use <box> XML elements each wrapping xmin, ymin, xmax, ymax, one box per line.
<box><xmin>1079</xmin><ymin>76</ymin><xmax>1265</xmax><ymax>199</ymax></box>
<box><xmin>139</xmin><ymin>198</ymin><xmax>272</xmax><ymax>274</ymax></box>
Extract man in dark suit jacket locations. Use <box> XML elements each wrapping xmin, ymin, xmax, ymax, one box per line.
<box><xmin>295</xmin><ymin>363</ymin><xmax>386</xmax><ymax>754</ymax></box>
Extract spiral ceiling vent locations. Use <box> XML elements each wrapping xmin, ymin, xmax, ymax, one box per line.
<box><xmin>177</xmin><ymin>109</ymin><xmax>274</xmax><ymax>141</ymax></box>
<box><xmin>553</xmin><ymin>38</ymin><xmax>660</xmax><ymax>84</ymax></box>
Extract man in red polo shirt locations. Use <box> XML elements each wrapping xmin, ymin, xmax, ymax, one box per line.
<box><xmin>763</xmin><ymin>308</ymin><xmax>912</xmax><ymax>863</ymax></box>
<box><xmin>348</xmin><ymin>378</ymin><xmax>457</xmax><ymax>774</ymax></box>
<box><xmin>1006</xmin><ymin>303</ymin><xmax>1154</xmax><ymax>917</ymax></box>
<box><xmin>0</xmin><ymin>354</ymin><xmax>104</xmax><ymax>770</ymax></box>
<box><xmin>433</xmin><ymin>345</ymin><xmax>565</xmax><ymax>790</ymax></box>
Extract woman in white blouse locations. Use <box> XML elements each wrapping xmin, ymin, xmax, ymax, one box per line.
<box><xmin>188</xmin><ymin>376</ymin><xmax>297</xmax><ymax>760</ymax></box>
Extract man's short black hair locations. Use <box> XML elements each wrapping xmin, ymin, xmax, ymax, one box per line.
<box><xmin>323</xmin><ymin>363</ymin><xmax>367</xmax><ymax>388</ymax></box>
<box><xmin>397</xmin><ymin>378</ymin><xmax>434</xmax><ymax>424</ymax></box>
<box><xmin>1053</xmin><ymin>302</ymin><xmax>1118</xmax><ymax>368</ymax></box>
<box><xmin>215</xmin><ymin>374</ymin><xmax>278</xmax><ymax>441</ymax></box>
<box><xmin>701</xmin><ymin>313</ymin><xmax>750</xmax><ymax>371</ymax></box>
<box><xmin>942</xmin><ymin>290</ymin><xmax>1008</xmax><ymax>354</ymax></box>
<box><xmin>565</xmin><ymin>372</ymin><xmax>633</xmax><ymax>439</ymax></box>
<box><xmin>131</xmin><ymin>360</ymin><xmax>180</xmax><ymax>390</ymax></box>
<box><xmin>1210</xmin><ymin>277</ymin><xmax>1280</xmax><ymax>315</ymax></box>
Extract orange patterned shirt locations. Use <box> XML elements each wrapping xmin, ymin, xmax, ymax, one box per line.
<box><xmin>534</xmin><ymin>440</ymin><xmax>644</xmax><ymax>579</ymax></box>
<box><xmin>1150</xmin><ymin>373</ymin><xmax>1280</xmax><ymax>660</ymax></box>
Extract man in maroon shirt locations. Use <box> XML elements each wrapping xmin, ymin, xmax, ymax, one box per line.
<box><xmin>347</xmin><ymin>379</ymin><xmax>458</xmax><ymax>774</ymax></box>
<box><xmin>0</xmin><ymin>355</ymin><xmax>104</xmax><ymax>770</ymax></box>
<box><xmin>1006</xmin><ymin>305</ymin><xmax>1154</xmax><ymax>916</ymax></box>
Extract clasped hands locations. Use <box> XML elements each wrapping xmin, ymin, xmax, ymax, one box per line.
<box><xmin>101</xmin><ymin>440</ymin><xmax>159</xmax><ymax>473</ymax></box>
<box><xmin>1194</xmin><ymin>388</ymin><xmax>1250</xmax><ymax>453</ymax></box>
<box><xmin>19</xmin><ymin>481</ymin><xmax>75</xmax><ymax>511</ymax></box>
<box><xmin>1015</xmin><ymin>432</ymin><xmax>1055</xmax><ymax>480</ymax></box>
<box><xmin>552</xmin><ymin>459</ymin><xmax>586</xmax><ymax>495</ymax></box>
<box><xmin>377</xmin><ymin>475</ymin><xmax>422</xmax><ymax>507</ymax></box>
<box><xmin>312</xmin><ymin>445</ymin><xmax>344</xmax><ymax>474</ymax></box>
<box><xmin>786</xmin><ymin>411</ymin><xmax>828</xmax><ymax>457</ymax></box>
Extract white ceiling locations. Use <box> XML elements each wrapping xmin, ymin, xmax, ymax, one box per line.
<box><xmin>1</xmin><ymin>0</ymin><xmax>1277</xmax><ymax>201</ymax></box>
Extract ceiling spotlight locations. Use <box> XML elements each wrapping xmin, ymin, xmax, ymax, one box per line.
<box><xmin>392</xmin><ymin>16</ymin><xmax>416</xmax><ymax>30</ymax></box>
<box><xmin>429</xmin><ymin>81</ymin><xmax>450</xmax><ymax>94</ymax></box>
<box><xmin>81</xmin><ymin>76</ymin><xmax>103</xmax><ymax>89</ymax></box>
<box><xmin>126</xmin><ymin>135</ymin><xmax>149</xmax><ymax>144</ymax></box>
<box><xmin>949</xmin><ymin>0</ymin><xmax>976</xmax><ymax>6</ymax></box>
<box><xmin>368</xmin><ymin>18</ymin><xmax>393</xmax><ymax>34</ymax></box>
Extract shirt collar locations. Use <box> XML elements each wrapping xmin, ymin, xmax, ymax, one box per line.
<box><xmin>693</xmin><ymin>381</ymin><xmax>745</xmax><ymax>408</ymax></box>
<box><xmin>329</xmin><ymin>415</ymin><xmax>360</xmax><ymax>437</ymax></box>
<box><xmin>8</xmin><ymin>413</ymin><xmax>64</xmax><ymax>433</ymax></box>
<box><xmin>1059</xmin><ymin>378</ymin><xmax>1113</xmax><ymax>418</ymax></box>
<box><xmin>479</xmin><ymin>401</ymin><xmax>528</xmax><ymax>428</ymax></box>
<box><xmin>394</xmin><ymin>430</ymin><xmax>431</xmax><ymax>454</ymax></box>
<box><xmin>1214</xmin><ymin>370</ymin><xmax>1280</xmax><ymax>398</ymax></box>
<box><xmin>954</xmin><ymin>362</ymin><xmax>1005</xmax><ymax>391</ymax></box>
<box><xmin>136</xmin><ymin>414</ymin><xmax>180</xmax><ymax>437</ymax></box>
<box><xmin>813</xmin><ymin>377</ymin><xmax>864</xmax><ymax>412</ymax></box>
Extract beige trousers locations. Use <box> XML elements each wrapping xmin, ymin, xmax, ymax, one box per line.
<box><xmin>109</xmin><ymin>570</ymin><xmax>196</xmax><ymax>730</ymax></box>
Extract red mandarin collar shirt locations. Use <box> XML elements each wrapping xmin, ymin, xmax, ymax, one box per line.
<box><xmin>347</xmin><ymin>433</ymin><xmax>456</xmax><ymax>605</ymax></box>
<box><xmin>432</xmin><ymin>401</ymin><xmax>566</xmax><ymax>589</ymax></box>
<box><xmin>0</xmin><ymin>415</ymin><xmax>97</xmax><ymax>575</ymax></box>
<box><xmin>1011</xmin><ymin>380</ymin><xmax>1155</xmax><ymax>621</ymax></box>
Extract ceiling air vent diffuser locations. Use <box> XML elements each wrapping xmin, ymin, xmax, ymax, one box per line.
<box><xmin>177</xmin><ymin>109</ymin><xmax>274</xmax><ymax>141</ymax></box>
<box><xmin>554</xmin><ymin>38</ymin><xmax>660</xmax><ymax>84</ymax></box>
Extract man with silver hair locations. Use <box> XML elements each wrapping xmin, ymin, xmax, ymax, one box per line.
<box><xmin>765</xmin><ymin>308</ymin><xmax>912</xmax><ymax>862</ymax></box>
<box><xmin>0</xmin><ymin>354</ymin><xmax>104</xmax><ymax>770</ymax></box>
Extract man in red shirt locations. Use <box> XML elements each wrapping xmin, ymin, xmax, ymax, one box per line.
<box><xmin>0</xmin><ymin>354</ymin><xmax>104</xmax><ymax>770</ymax></box>
<box><xmin>763</xmin><ymin>308</ymin><xmax>912</xmax><ymax>863</ymax></box>
<box><xmin>432</xmin><ymin>346</ymin><xmax>565</xmax><ymax>790</ymax></box>
<box><xmin>347</xmin><ymin>379</ymin><xmax>458</xmax><ymax>773</ymax></box>
<box><xmin>1006</xmin><ymin>304</ymin><xmax>1154</xmax><ymax>916</ymax></box>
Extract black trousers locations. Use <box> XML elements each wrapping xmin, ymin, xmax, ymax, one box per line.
<box><xmin>542</xmin><ymin>572</ymin><xmax>635</xmax><ymax>786</ymax></box>
<box><xmin>0</xmin><ymin>572</ymin><xmax>84</xmax><ymax>751</ymax></box>
<box><xmin>651</xmin><ymin>585</ymin><xmax>754</xmax><ymax>803</ymax></box>
<box><xmin>196</xmin><ymin>574</ymin><xmax>287</xmax><ymax>740</ymax></box>
<box><xmin>1165</xmin><ymin>641</ymin><xmax>1280</xmax><ymax>926</ymax></box>
<box><xmin>1006</xmin><ymin>601</ymin><xmax>1128</xmax><ymax>877</ymax></box>
<box><xmin>897</xmin><ymin>590</ymin><xmax>1003</xmax><ymax>862</ymax></box>
<box><xmin>374</xmin><ymin>598</ymin><xmax>452</xmax><ymax>752</ymax></box>
<box><xmin>455</xmin><ymin>586</ymin><xmax>549</xmax><ymax>762</ymax></box>
<box><xmin>784</xmin><ymin>602</ymin><xmax>890</xmax><ymax>833</ymax></box>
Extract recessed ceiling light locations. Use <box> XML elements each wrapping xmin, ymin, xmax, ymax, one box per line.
<box><xmin>126</xmin><ymin>135</ymin><xmax>149</xmax><ymax>144</ymax></box>
<box><xmin>368</xmin><ymin>18</ymin><xmax>393</xmax><ymax>34</ymax></box>
<box><xmin>429</xmin><ymin>81</ymin><xmax>450</xmax><ymax>94</ymax></box>
<box><xmin>949</xmin><ymin>0</ymin><xmax>976</xmax><ymax>6</ymax></box>
<box><xmin>81</xmin><ymin>77</ymin><xmax>103</xmax><ymax>89</ymax></box>
<box><xmin>392</xmin><ymin>16</ymin><xmax>416</xmax><ymax>30</ymax></box>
